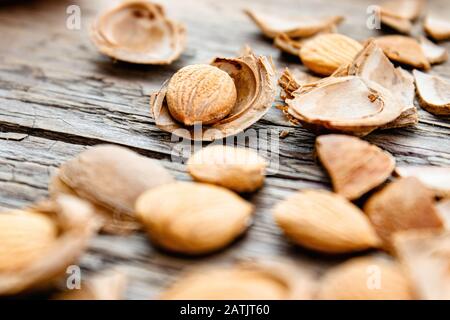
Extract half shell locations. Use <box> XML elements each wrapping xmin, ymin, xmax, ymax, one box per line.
<box><xmin>160</xmin><ymin>260</ymin><xmax>315</xmax><ymax>300</ymax></box>
<box><xmin>50</xmin><ymin>144</ymin><xmax>174</xmax><ymax>234</ymax></box>
<box><xmin>424</xmin><ymin>16</ymin><xmax>450</xmax><ymax>41</ymax></box>
<box><xmin>0</xmin><ymin>195</ymin><xmax>99</xmax><ymax>296</ymax></box>
<box><xmin>151</xmin><ymin>50</ymin><xmax>276</xmax><ymax>141</ymax></box>
<box><xmin>244</xmin><ymin>9</ymin><xmax>343</xmax><ymax>39</ymax></box>
<box><xmin>285</xmin><ymin>76</ymin><xmax>403</xmax><ymax>136</ymax></box>
<box><xmin>413</xmin><ymin>70</ymin><xmax>450</xmax><ymax>116</ymax></box>
<box><xmin>90</xmin><ymin>1</ymin><xmax>186</xmax><ymax>64</ymax></box>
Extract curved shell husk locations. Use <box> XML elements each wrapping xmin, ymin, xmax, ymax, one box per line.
<box><xmin>419</xmin><ymin>36</ymin><xmax>448</xmax><ymax>65</ymax></box>
<box><xmin>286</xmin><ymin>76</ymin><xmax>403</xmax><ymax>136</ymax></box>
<box><xmin>373</xmin><ymin>36</ymin><xmax>430</xmax><ymax>70</ymax></box>
<box><xmin>0</xmin><ymin>195</ymin><xmax>100</xmax><ymax>296</ymax></box>
<box><xmin>317</xmin><ymin>256</ymin><xmax>414</xmax><ymax>300</ymax></box>
<box><xmin>336</xmin><ymin>40</ymin><xmax>418</xmax><ymax>129</ymax></box>
<box><xmin>380</xmin><ymin>13</ymin><xmax>412</xmax><ymax>34</ymax></box>
<box><xmin>395</xmin><ymin>166</ymin><xmax>450</xmax><ymax>198</ymax></box>
<box><xmin>244</xmin><ymin>9</ymin><xmax>343</xmax><ymax>39</ymax></box>
<box><xmin>393</xmin><ymin>230</ymin><xmax>450</xmax><ymax>300</ymax></box>
<box><xmin>159</xmin><ymin>260</ymin><xmax>316</xmax><ymax>300</ymax></box>
<box><xmin>316</xmin><ymin>134</ymin><xmax>395</xmax><ymax>200</ymax></box>
<box><xmin>135</xmin><ymin>182</ymin><xmax>254</xmax><ymax>255</ymax></box>
<box><xmin>90</xmin><ymin>1</ymin><xmax>186</xmax><ymax>64</ymax></box>
<box><xmin>424</xmin><ymin>15</ymin><xmax>450</xmax><ymax>41</ymax></box>
<box><xmin>151</xmin><ymin>50</ymin><xmax>276</xmax><ymax>141</ymax></box>
<box><xmin>50</xmin><ymin>144</ymin><xmax>174</xmax><ymax>234</ymax></box>
<box><xmin>380</xmin><ymin>0</ymin><xmax>424</xmax><ymax>20</ymax></box>
<box><xmin>413</xmin><ymin>70</ymin><xmax>450</xmax><ymax>116</ymax></box>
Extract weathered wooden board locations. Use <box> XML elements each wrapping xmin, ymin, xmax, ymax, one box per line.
<box><xmin>0</xmin><ymin>0</ymin><xmax>449</xmax><ymax>299</ymax></box>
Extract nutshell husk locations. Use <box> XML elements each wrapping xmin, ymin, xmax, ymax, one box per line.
<box><xmin>285</xmin><ymin>76</ymin><xmax>403</xmax><ymax>136</ymax></box>
<box><xmin>413</xmin><ymin>70</ymin><xmax>450</xmax><ymax>116</ymax></box>
<box><xmin>187</xmin><ymin>145</ymin><xmax>267</xmax><ymax>193</ymax></box>
<box><xmin>90</xmin><ymin>1</ymin><xmax>186</xmax><ymax>64</ymax></box>
<box><xmin>244</xmin><ymin>9</ymin><xmax>343</xmax><ymax>39</ymax></box>
<box><xmin>151</xmin><ymin>50</ymin><xmax>276</xmax><ymax>141</ymax></box>
<box><xmin>395</xmin><ymin>166</ymin><xmax>450</xmax><ymax>198</ymax></box>
<box><xmin>419</xmin><ymin>36</ymin><xmax>448</xmax><ymax>65</ymax></box>
<box><xmin>317</xmin><ymin>256</ymin><xmax>414</xmax><ymax>300</ymax></box>
<box><xmin>316</xmin><ymin>134</ymin><xmax>395</xmax><ymax>200</ymax></box>
<box><xmin>364</xmin><ymin>177</ymin><xmax>444</xmax><ymax>251</ymax></box>
<box><xmin>380</xmin><ymin>13</ymin><xmax>412</xmax><ymax>34</ymax></box>
<box><xmin>394</xmin><ymin>230</ymin><xmax>450</xmax><ymax>300</ymax></box>
<box><xmin>299</xmin><ymin>34</ymin><xmax>363</xmax><ymax>76</ymax></box>
<box><xmin>379</xmin><ymin>0</ymin><xmax>424</xmax><ymax>34</ymax></box>
<box><xmin>160</xmin><ymin>260</ymin><xmax>316</xmax><ymax>300</ymax></box>
<box><xmin>278</xmin><ymin>67</ymin><xmax>320</xmax><ymax>100</ymax></box>
<box><xmin>50</xmin><ymin>144</ymin><xmax>174</xmax><ymax>234</ymax></box>
<box><xmin>373</xmin><ymin>36</ymin><xmax>430</xmax><ymax>70</ymax></box>
<box><xmin>53</xmin><ymin>269</ymin><xmax>127</xmax><ymax>300</ymax></box>
<box><xmin>424</xmin><ymin>16</ymin><xmax>450</xmax><ymax>41</ymax></box>
<box><xmin>334</xmin><ymin>41</ymin><xmax>417</xmax><ymax>130</ymax></box>
<box><xmin>273</xmin><ymin>189</ymin><xmax>380</xmax><ymax>254</ymax></box>
<box><xmin>135</xmin><ymin>182</ymin><xmax>254</xmax><ymax>255</ymax></box>
<box><xmin>0</xmin><ymin>195</ymin><xmax>99</xmax><ymax>296</ymax></box>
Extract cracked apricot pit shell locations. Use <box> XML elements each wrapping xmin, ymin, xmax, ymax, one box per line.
<box><xmin>273</xmin><ymin>189</ymin><xmax>380</xmax><ymax>254</ymax></box>
<box><xmin>160</xmin><ymin>260</ymin><xmax>315</xmax><ymax>300</ymax></box>
<box><xmin>135</xmin><ymin>182</ymin><xmax>254</xmax><ymax>255</ymax></box>
<box><xmin>90</xmin><ymin>1</ymin><xmax>186</xmax><ymax>64</ymax></box>
<box><xmin>187</xmin><ymin>145</ymin><xmax>267</xmax><ymax>193</ymax></box>
<box><xmin>151</xmin><ymin>49</ymin><xmax>276</xmax><ymax>141</ymax></box>
<box><xmin>50</xmin><ymin>144</ymin><xmax>174</xmax><ymax>234</ymax></box>
<box><xmin>0</xmin><ymin>195</ymin><xmax>99</xmax><ymax>296</ymax></box>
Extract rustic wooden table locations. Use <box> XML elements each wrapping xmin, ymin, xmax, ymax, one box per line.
<box><xmin>0</xmin><ymin>0</ymin><xmax>449</xmax><ymax>299</ymax></box>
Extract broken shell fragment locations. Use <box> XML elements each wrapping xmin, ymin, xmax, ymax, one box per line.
<box><xmin>135</xmin><ymin>182</ymin><xmax>254</xmax><ymax>255</ymax></box>
<box><xmin>380</xmin><ymin>0</ymin><xmax>424</xmax><ymax>20</ymax></box>
<box><xmin>316</xmin><ymin>134</ymin><xmax>395</xmax><ymax>200</ymax></box>
<box><xmin>419</xmin><ymin>37</ymin><xmax>448</xmax><ymax>65</ymax></box>
<box><xmin>0</xmin><ymin>195</ymin><xmax>99</xmax><ymax>296</ymax></box>
<box><xmin>393</xmin><ymin>230</ymin><xmax>450</xmax><ymax>300</ymax></box>
<box><xmin>317</xmin><ymin>257</ymin><xmax>414</xmax><ymax>300</ymax></box>
<box><xmin>413</xmin><ymin>70</ymin><xmax>450</xmax><ymax>116</ymax></box>
<box><xmin>285</xmin><ymin>76</ymin><xmax>403</xmax><ymax>136</ymax></box>
<box><xmin>395</xmin><ymin>166</ymin><xmax>450</xmax><ymax>198</ymax></box>
<box><xmin>187</xmin><ymin>145</ymin><xmax>267</xmax><ymax>193</ymax></box>
<box><xmin>278</xmin><ymin>67</ymin><xmax>320</xmax><ymax>99</ymax></box>
<box><xmin>90</xmin><ymin>1</ymin><xmax>186</xmax><ymax>64</ymax></box>
<box><xmin>244</xmin><ymin>9</ymin><xmax>343</xmax><ymax>39</ymax></box>
<box><xmin>424</xmin><ymin>16</ymin><xmax>450</xmax><ymax>41</ymax></box>
<box><xmin>160</xmin><ymin>260</ymin><xmax>315</xmax><ymax>300</ymax></box>
<box><xmin>54</xmin><ymin>269</ymin><xmax>127</xmax><ymax>300</ymax></box>
<box><xmin>380</xmin><ymin>14</ymin><xmax>412</xmax><ymax>34</ymax></box>
<box><xmin>374</xmin><ymin>36</ymin><xmax>430</xmax><ymax>70</ymax></box>
<box><xmin>151</xmin><ymin>50</ymin><xmax>276</xmax><ymax>141</ymax></box>
<box><xmin>364</xmin><ymin>177</ymin><xmax>444</xmax><ymax>251</ymax></box>
<box><xmin>51</xmin><ymin>145</ymin><xmax>174</xmax><ymax>234</ymax></box>
<box><xmin>273</xmin><ymin>33</ymin><xmax>304</xmax><ymax>56</ymax></box>
<box><xmin>273</xmin><ymin>189</ymin><xmax>380</xmax><ymax>254</ymax></box>
<box><xmin>299</xmin><ymin>34</ymin><xmax>363</xmax><ymax>76</ymax></box>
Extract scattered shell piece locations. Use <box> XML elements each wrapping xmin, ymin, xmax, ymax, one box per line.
<box><xmin>380</xmin><ymin>14</ymin><xmax>413</xmax><ymax>34</ymax></box>
<box><xmin>413</xmin><ymin>70</ymin><xmax>450</xmax><ymax>116</ymax></box>
<box><xmin>160</xmin><ymin>260</ymin><xmax>315</xmax><ymax>300</ymax></box>
<box><xmin>278</xmin><ymin>67</ymin><xmax>320</xmax><ymax>99</ymax></box>
<box><xmin>424</xmin><ymin>16</ymin><xmax>450</xmax><ymax>41</ymax></box>
<box><xmin>380</xmin><ymin>0</ymin><xmax>424</xmax><ymax>20</ymax></box>
<box><xmin>299</xmin><ymin>34</ymin><xmax>363</xmax><ymax>76</ymax></box>
<box><xmin>54</xmin><ymin>269</ymin><xmax>127</xmax><ymax>300</ymax></box>
<box><xmin>317</xmin><ymin>257</ymin><xmax>413</xmax><ymax>300</ymax></box>
<box><xmin>0</xmin><ymin>195</ymin><xmax>99</xmax><ymax>296</ymax></box>
<box><xmin>151</xmin><ymin>49</ymin><xmax>276</xmax><ymax>141</ymax></box>
<box><xmin>273</xmin><ymin>189</ymin><xmax>380</xmax><ymax>254</ymax></box>
<box><xmin>90</xmin><ymin>1</ymin><xmax>186</xmax><ymax>64</ymax></box>
<box><xmin>244</xmin><ymin>9</ymin><xmax>343</xmax><ymax>39</ymax></box>
<box><xmin>286</xmin><ymin>76</ymin><xmax>403</xmax><ymax>136</ymax></box>
<box><xmin>394</xmin><ymin>230</ymin><xmax>450</xmax><ymax>300</ymax></box>
<box><xmin>279</xmin><ymin>130</ymin><xmax>291</xmax><ymax>138</ymax></box>
<box><xmin>187</xmin><ymin>145</ymin><xmax>266</xmax><ymax>193</ymax></box>
<box><xmin>419</xmin><ymin>36</ymin><xmax>448</xmax><ymax>65</ymax></box>
<box><xmin>364</xmin><ymin>177</ymin><xmax>444</xmax><ymax>251</ymax></box>
<box><xmin>395</xmin><ymin>166</ymin><xmax>450</xmax><ymax>198</ymax></box>
<box><xmin>135</xmin><ymin>182</ymin><xmax>253</xmax><ymax>255</ymax></box>
<box><xmin>374</xmin><ymin>36</ymin><xmax>430</xmax><ymax>70</ymax></box>
<box><xmin>50</xmin><ymin>145</ymin><xmax>174</xmax><ymax>234</ymax></box>
<box><xmin>316</xmin><ymin>134</ymin><xmax>395</xmax><ymax>200</ymax></box>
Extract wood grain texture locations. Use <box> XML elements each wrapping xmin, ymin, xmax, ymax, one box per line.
<box><xmin>0</xmin><ymin>0</ymin><xmax>449</xmax><ymax>299</ymax></box>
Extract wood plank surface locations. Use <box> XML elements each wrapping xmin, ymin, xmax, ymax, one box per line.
<box><xmin>0</xmin><ymin>0</ymin><xmax>449</xmax><ymax>299</ymax></box>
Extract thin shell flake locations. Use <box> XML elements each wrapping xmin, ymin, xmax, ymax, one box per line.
<box><xmin>413</xmin><ymin>70</ymin><xmax>450</xmax><ymax>116</ymax></box>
